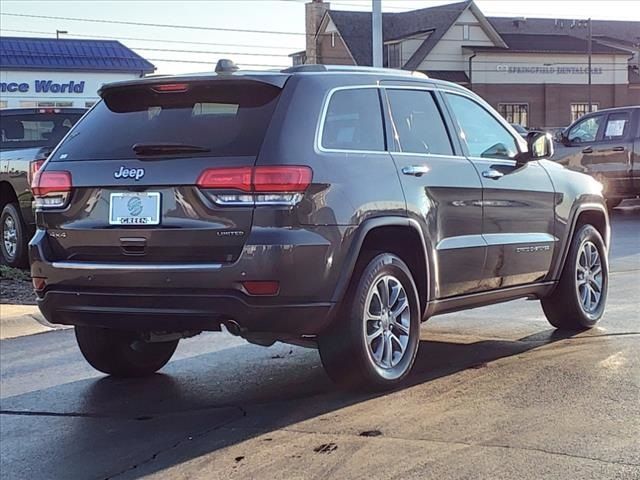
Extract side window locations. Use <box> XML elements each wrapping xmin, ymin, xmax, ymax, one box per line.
<box><xmin>568</xmin><ymin>115</ymin><xmax>603</xmax><ymax>143</ymax></box>
<box><xmin>387</xmin><ymin>89</ymin><xmax>453</xmax><ymax>155</ymax></box>
<box><xmin>445</xmin><ymin>93</ymin><xmax>519</xmax><ymax>160</ymax></box>
<box><xmin>603</xmin><ymin>112</ymin><xmax>630</xmax><ymax>140</ymax></box>
<box><xmin>321</xmin><ymin>88</ymin><xmax>385</xmax><ymax>152</ymax></box>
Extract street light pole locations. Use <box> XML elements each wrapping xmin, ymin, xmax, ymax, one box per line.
<box><xmin>56</xmin><ymin>30</ymin><xmax>68</xmax><ymax>40</ymax></box>
<box><xmin>372</xmin><ymin>0</ymin><xmax>382</xmax><ymax>67</ymax></box>
<box><xmin>587</xmin><ymin>18</ymin><xmax>592</xmax><ymax>112</ymax></box>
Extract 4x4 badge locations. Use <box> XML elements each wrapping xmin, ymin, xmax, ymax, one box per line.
<box><xmin>114</xmin><ymin>166</ymin><xmax>145</xmax><ymax>181</ymax></box>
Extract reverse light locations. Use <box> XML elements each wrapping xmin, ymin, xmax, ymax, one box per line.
<box><xmin>197</xmin><ymin>166</ymin><xmax>312</xmax><ymax>206</ymax></box>
<box><xmin>32</xmin><ymin>170</ymin><xmax>72</xmax><ymax>208</ymax></box>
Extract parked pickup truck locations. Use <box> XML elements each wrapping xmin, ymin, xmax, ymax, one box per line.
<box><xmin>552</xmin><ymin>105</ymin><xmax>640</xmax><ymax>208</ymax></box>
<box><xmin>1</xmin><ymin>108</ymin><xmax>86</xmax><ymax>266</ymax></box>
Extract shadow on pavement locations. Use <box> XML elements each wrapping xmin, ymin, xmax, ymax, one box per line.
<box><xmin>0</xmin><ymin>327</ymin><xmax>577</xmax><ymax>479</ymax></box>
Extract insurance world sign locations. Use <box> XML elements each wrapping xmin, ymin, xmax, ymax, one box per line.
<box><xmin>0</xmin><ymin>80</ymin><xmax>86</xmax><ymax>93</ymax></box>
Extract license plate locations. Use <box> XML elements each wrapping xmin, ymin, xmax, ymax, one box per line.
<box><xmin>109</xmin><ymin>192</ymin><xmax>161</xmax><ymax>225</ymax></box>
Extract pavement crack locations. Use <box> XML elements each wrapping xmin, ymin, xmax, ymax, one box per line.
<box><xmin>104</xmin><ymin>405</ymin><xmax>247</xmax><ymax>480</ymax></box>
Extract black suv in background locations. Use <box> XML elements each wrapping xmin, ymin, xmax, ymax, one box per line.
<box><xmin>552</xmin><ymin>105</ymin><xmax>640</xmax><ymax>208</ymax></box>
<box><xmin>1</xmin><ymin>108</ymin><xmax>86</xmax><ymax>266</ymax></box>
<box><xmin>30</xmin><ymin>65</ymin><xmax>610</xmax><ymax>390</ymax></box>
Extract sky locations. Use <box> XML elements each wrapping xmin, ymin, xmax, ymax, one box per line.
<box><xmin>1</xmin><ymin>0</ymin><xmax>639</xmax><ymax>75</ymax></box>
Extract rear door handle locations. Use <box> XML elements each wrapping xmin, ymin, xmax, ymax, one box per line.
<box><xmin>581</xmin><ymin>147</ymin><xmax>593</xmax><ymax>154</ymax></box>
<box><xmin>612</xmin><ymin>146</ymin><xmax>625</xmax><ymax>152</ymax></box>
<box><xmin>482</xmin><ymin>169</ymin><xmax>504</xmax><ymax>180</ymax></box>
<box><xmin>401</xmin><ymin>165</ymin><xmax>430</xmax><ymax>177</ymax></box>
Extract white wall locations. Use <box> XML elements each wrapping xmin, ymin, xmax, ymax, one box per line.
<box><xmin>418</xmin><ymin>6</ymin><xmax>495</xmax><ymax>71</ymax></box>
<box><xmin>0</xmin><ymin>70</ymin><xmax>142</xmax><ymax>109</ymax></box>
<box><xmin>471</xmin><ymin>53</ymin><xmax>628</xmax><ymax>85</ymax></box>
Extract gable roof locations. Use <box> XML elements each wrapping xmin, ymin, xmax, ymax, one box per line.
<box><xmin>468</xmin><ymin>33</ymin><xmax>631</xmax><ymax>55</ymax></box>
<box><xmin>0</xmin><ymin>37</ymin><xmax>156</xmax><ymax>74</ymax></box>
<box><xmin>328</xmin><ymin>1</ymin><xmax>473</xmax><ymax>67</ymax></box>
<box><xmin>487</xmin><ymin>17</ymin><xmax>640</xmax><ymax>48</ymax></box>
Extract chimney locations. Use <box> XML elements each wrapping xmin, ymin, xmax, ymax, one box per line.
<box><xmin>306</xmin><ymin>0</ymin><xmax>330</xmax><ymax>64</ymax></box>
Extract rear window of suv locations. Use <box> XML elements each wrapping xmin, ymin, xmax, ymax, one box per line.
<box><xmin>50</xmin><ymin>80</ymin><xmax>281</xmax><ymax>161</ymax></box>
<box><xmin>0</xmin><ymin>113</ymin><xmax>83</xmax><ymax>150</ymax></box>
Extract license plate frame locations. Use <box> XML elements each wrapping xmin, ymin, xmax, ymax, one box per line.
<box><xmin>108</xmin><ymin>192</ymin><xmax>161</xmax><ymax>226</ymax></box>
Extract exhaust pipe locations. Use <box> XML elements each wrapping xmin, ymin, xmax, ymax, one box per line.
<box><xmin>223</xmin><ymin>320</ymin><xmax>242</xmax><ymax>336</ymax></box>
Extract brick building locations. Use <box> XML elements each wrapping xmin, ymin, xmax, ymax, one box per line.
<box><xmin>292</xmin><ymin>0</ymin><xmax>640</xmax><ymax>128</ymax></box>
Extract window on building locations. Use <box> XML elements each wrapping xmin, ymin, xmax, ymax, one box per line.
<box><xmin>498</xmin><ymin>103</ymin><xmax>529</xmax><ymax>128</ymax></box>
<box><xmin>603</xmin><ymin>111</ymin><xmax>630</xmax><ymax>140</ymax></box>
<box><xmin>462</xmin><ymin>24</ymin><xmax>470</xmax><ymax>40</ymax></box>
<box><xmin>85</xmin><ymin>101</ymin><xmax>96</xmax><ymax>108</ymax></box>
<box><xmin>387</xmin><ymin>42</ymin><xmax>402</xmax><ymax>69</ymax></box>
<box><xmin>20</xmin><ymin>101</ymin><xmax>75</xmax><ymax>108</ymax></box>
<box><xmin>567</xmin><ymin>114</ymin><xmax>603</xmax><ymax>143</ymax></box>
<box><xmin>321</xmin><ymin>88</ymin><xmax>385</xmax><ymax>152</ymax></box>
<box><xmin>20</xmin><ymin>101</ymin><xmax>37</xmax><ymax>108</ymax></box>
<box><xmin>387</xmin><ymin>89</ymin><xmax>453</xmax><ymax>155</ymax></box>
<box><xmin>571</xmin><ymin>103</ymin><xmax>599</xmax><ymax>122</ymax></box>
<box><xmin>0</xmin><ymin>101</ymin><xmax>7</xmax><ymax>109</ymax></box>
<box><xmin>446</xmin><ymin>93</ymin><xmax>519</xmax><ymax>160</ymax></box>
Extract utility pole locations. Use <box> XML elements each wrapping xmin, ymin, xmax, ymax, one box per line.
<box><xmin>372</xmin><ymin>0</ymin><xmax>382</xmax><ymax>67</ymax></box>
<box><xmin>587</xmin><ymin>18</ymin><xmax>592</xmax><ymax>112</ymax></box>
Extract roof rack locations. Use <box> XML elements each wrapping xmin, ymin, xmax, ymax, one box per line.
<box><xmin>282</xmin><ymin>64</ymin><xmax>428</xmax><ymax>78</ymax></box>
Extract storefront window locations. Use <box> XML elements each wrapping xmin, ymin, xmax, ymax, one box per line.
<box><xmin>498</xmin><ymin>103</ymin><xmax>528</xmax><ymax>127</ymax></box>
<box><xmin>387</xmin><ymin>42</ymin><xmax>402</xmax><ymax>69</ymax></box>
<box><xmin>0</xmin><ymin>101</ymin><xmax>7</xmax><ymax>109</ymax></box>
<box><xmin>571</xmin><ymin>103</ymin><xmax>598</xmax><ymax>122</ymax></box>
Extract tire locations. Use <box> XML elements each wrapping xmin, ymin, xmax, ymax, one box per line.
<box><xmin>541</xmin><ymin>224</ymin><xmax>608</xmax><ymax>330</ymax></box>
<box><xmin>75</xmin><ymin>326</ymin><xmax>178</xmax><ymax>377</ymax></box>
<box><xmin>318</xmin><ymin>253</ymin><xmax>421</xmax><ymax>391</ymax></box>
<box><xmin>1</xmin><ymin>203</ymin><xmax>28</xmax><ymax>268</ymax></box>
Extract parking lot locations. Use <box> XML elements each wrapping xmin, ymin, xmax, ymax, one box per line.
<box><xmin>0</xmin><ymin>202</ymin><xmax>637</xmax><ymax>479</ymax></box>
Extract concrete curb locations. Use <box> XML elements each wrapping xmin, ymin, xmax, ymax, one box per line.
<box><xmin>0</xmin><ymin>304</ymin><xmax>70</xmax><ymax>340</ymax></box>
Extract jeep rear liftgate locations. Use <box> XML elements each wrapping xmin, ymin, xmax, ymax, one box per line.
<box><xmin>35</xmin><ymin>80</ymin><xmax>284</xmax><ymax>264</ymax></box>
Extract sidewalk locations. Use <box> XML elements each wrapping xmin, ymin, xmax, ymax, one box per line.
<box><xmin>0</xmin><ymin>304</ymin><xmax>68</xmax><ymax>340</ymax></box>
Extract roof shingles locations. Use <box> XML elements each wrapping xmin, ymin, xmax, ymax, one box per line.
<box><xmin>0</xmin><ymin>37</ymin><xmax>155</xmax><ymax>73</ymax></box>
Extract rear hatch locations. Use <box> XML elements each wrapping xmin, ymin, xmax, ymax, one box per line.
<box><xmin>36</xmin><ymin>79</ymin><xmax>283</xmax><ymax>264</ymax></box>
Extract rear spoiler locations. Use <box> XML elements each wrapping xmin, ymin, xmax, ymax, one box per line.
<box><xmin>99</xmin><ymin>73</ymin><xmax>290</xmax><ymax>98</ymax></box>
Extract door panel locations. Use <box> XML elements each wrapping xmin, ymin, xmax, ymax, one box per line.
<box><xmin>473</xmin><ymin>159</ymin><xmax>556</xmax><ymax>288</ymax></box>
<box><xmin>442</xmin><ymin>92</ymin><xmax>556</xmax><ymax>290</ymax></box>
<box><xmin>384</xmin><ymin>88</ymin><xmax>485</xmax><ymax>299</ymax></box>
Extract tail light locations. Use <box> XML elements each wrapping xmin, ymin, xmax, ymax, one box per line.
<box><xmin>27</xmin><ymin>159</ymin><xmax>45</xmax><ymax>189</ymax></box>
<box><xmin>31</xmin><ymin>170</ymin><xmax>72</xmax><ymax>208</ymax></box>
<box><xmin>151</xmin><ymin>83</ymin><xmax>190</xmax><ymax>93</ymax></box>
<box><xmin>197</xmin><ymin>166</ymin><xmax>312</xmax><ymax>206</ymax></box>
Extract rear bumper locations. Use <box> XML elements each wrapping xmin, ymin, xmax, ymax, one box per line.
<box><xmin>37</xmin><ymin>289</ymin><xmax>333</xmax><ymax>334</ymax></box>
<box><xmin>30</xmin><ymin>225</ymin><xmax>345</xmax><ymax>335</ymax></box>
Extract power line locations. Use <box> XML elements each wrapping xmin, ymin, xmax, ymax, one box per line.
<box><xmin>0</xmin><ymin>12</ymin><xmax>309</xmax><ymax>37</ymax></box>
<box><xmin>0</xmin><ymin>28</ymin><xmax>300</xmax><ymax>51</ymax></box>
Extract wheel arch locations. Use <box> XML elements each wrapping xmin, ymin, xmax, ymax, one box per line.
<box><xmin>331</xmin><ymin>217</ymin><xmax>433</xmax><ymax>319</ymax></box>
<box><xmin>550</xmin><ymin>202</ymin><xmax>610</xmax><ymax>282</ymax></box>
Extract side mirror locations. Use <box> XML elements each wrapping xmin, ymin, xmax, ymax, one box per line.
<box><xmin>517</xmin><ymin>132</ymin><xmax>554</xmax><ymax>163</ymax></box>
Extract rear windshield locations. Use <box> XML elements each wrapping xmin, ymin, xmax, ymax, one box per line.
<box><xmin>0</xmin><ymin>113</ymin><xmax>83</xmax><ymax>150</ymax></box>
<box><xmin>50</xmin><ymin>81</ymin><xmax>282</xmax><ymax>161</ymax></box>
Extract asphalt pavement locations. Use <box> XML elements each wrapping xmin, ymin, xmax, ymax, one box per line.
<box><xmin>1</xmin><ymin>203</ymin><xmax>639</xmax><ymax>480</ymax></box>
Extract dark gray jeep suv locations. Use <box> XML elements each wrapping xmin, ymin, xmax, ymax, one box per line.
<box><xmin>30</xmin><ymin>64</ymin><xmax>610</xmax><ymax>389</ymax></box>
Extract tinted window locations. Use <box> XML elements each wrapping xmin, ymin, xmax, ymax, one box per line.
<box><xmin>387</xmin><ymin>89</ymin><xmax>453</xmax><ymax>155</ymax></box>
<box><xmin>51</xmin><ymin>81</ymin><xmax>281</xmax><ymax>161</ymax></box>
<box><xmin>568</xmin><ymin>115</ymin><xmax>602</xmax><ymax>143</ymax></box>
<box><xmin>603</xmin><ymin>111</ymin><xmax>630</xmax><ymax>140</ymax></box>
<box><xmin>321</xmin><ymin>88</ymin><xmax>385</xmax><ymax>152</ymax></box>
<box><xmin>0</xmin><ymin>113</ymin><xmax>82</xmax><ymax>150</ymax></box>
<box><xmin>446</xmin><ymin>93</ymin><xmax>519</xmax><ymax>160</ymax></box>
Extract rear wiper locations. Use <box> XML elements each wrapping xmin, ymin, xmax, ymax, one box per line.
<box><xmin>132</xmin><ymin>142</ymin><xmax>210</xmax><ymax>156</ymax></box>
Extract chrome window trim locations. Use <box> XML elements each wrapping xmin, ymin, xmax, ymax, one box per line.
<box><xmin>315</xmin><ymin>83</ymin><xmax>468</xmax><ymax>158</ymax></box>
<box><xmin>51</xmin><ymin>261</ymin><xmax>223</xmax><ymax>271</ymax></box>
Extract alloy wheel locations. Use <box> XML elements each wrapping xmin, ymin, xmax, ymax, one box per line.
<box><xmin>576</xmin><ymin>240</ymin><xmax>603</xmax><ymax>313</ymax></box>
